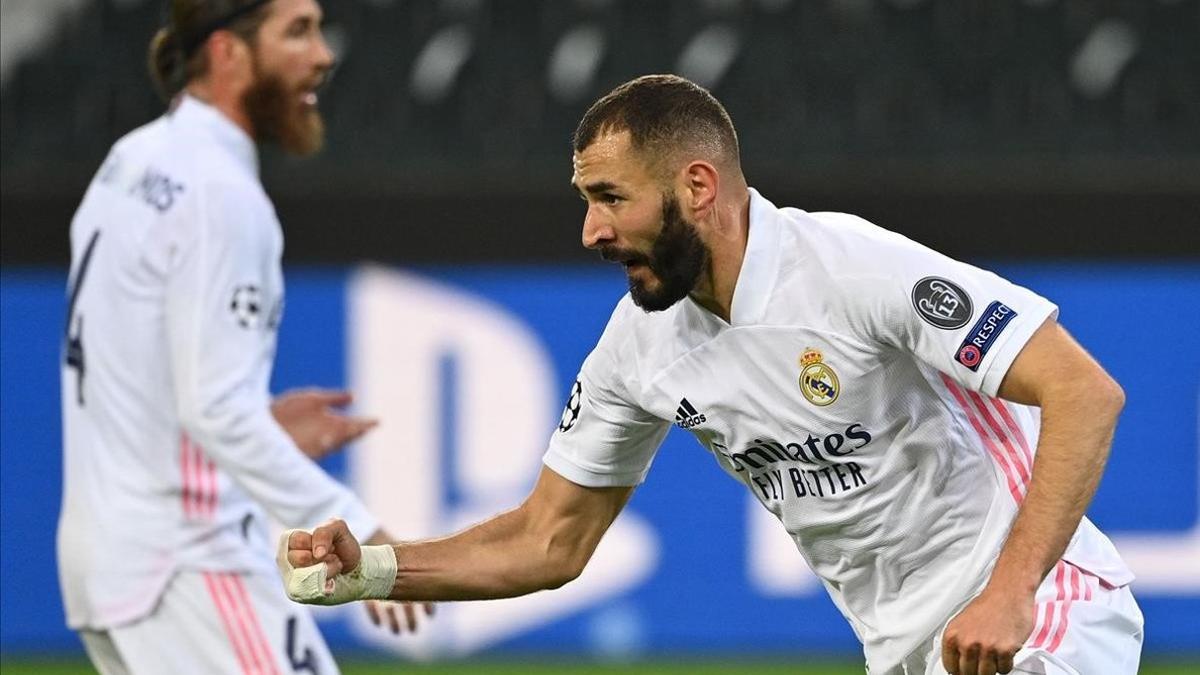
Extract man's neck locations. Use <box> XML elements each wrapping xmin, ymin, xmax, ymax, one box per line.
<box><xmin>184</xmin><ymin>83</ymin><xmax>255</xmax><ymax>141</ymax></box>
<box><xmin>688</xmin><ymin>190</ymin><xmax>752</xmax><ymax>323</ymax></box>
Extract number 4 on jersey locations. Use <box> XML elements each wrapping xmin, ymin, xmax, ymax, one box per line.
<box><xmin>64</xmin><ymin>230</ymin><xmax>100</xmax><ymax>406</ymax></box>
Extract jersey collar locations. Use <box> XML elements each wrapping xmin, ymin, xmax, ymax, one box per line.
<box><xmin>728</xmin><ymin>187</ymin><xmax>782</xmax><ymax>326</ymax></box>
<box><xmin>172</xmin><ymin>94</ymin><xmax>260</xmax><ymax>177</ymax></box>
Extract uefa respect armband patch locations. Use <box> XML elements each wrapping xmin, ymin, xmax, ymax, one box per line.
<box><xmin>955</xmin><ymin>301</ymin><xmax>1018</xmax><ymax>371</ymax></box>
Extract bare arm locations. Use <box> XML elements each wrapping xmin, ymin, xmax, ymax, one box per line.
<box><xmin>942</xmin><ymin>318</ymin><xmax>1125</xmax><ymax>675</ymax></box>
<box><xmin>985</xmin><ymin>319</ymin><xmax>1124</xmax><ymax>595</ymax></box>
<box><xmin>387</xmin><ymin>467</ymin><xmax>632</xmax><ymax>601</ymax></box>
<box><xmin>287</xmin><ymin>466</ymin><xmax>634</xmax><ymax>602</ymax></box>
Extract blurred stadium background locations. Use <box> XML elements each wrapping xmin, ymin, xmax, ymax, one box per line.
<box><xmin>1</xmin><ymin>0</ymin><xmax>1198</xmax><ymax>672</ymax></box>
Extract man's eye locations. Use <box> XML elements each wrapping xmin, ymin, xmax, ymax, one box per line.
<box><xmin>289</xmin><ymin>20</ymin><xmax>312</xmax><ymax>37</ymax></box>
<box><xmin>600</xmin><ymin>194</ymin><xmax>621</xmax><ymax>205</ymax></box>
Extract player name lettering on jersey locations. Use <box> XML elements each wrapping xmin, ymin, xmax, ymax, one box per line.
<box><xmin>128</xmin><ymin>166</ymin><xmax>186</xmax><ymax>213</ymax></box>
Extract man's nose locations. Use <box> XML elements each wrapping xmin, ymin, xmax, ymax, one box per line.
<box><xmin>314</xmin><ymin>31</ymin><xmax>336</xmax><ymax>71</ymax></box>
<box><xmin>581</xmin><ymin>207</ymin><xmax>614</xmax><ymax>249</ymax></box>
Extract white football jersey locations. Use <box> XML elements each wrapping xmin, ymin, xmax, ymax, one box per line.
<box><xmin>544</xmin><ymin>189</ymin><xmax>1133</xmax><ymax>673</ymax></box>
<box><xmin>57</xmin><ymin>96</ymin><xmax>378</xmax><ymax>630</ymax></box>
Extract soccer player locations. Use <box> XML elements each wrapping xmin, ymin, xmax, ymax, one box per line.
<box><xmin>58</xmin><ymin>1</ymin><xmax>428</xmax><ymax>673</ymax></box>
<box><xmin>279</xmin><ymin>75</ymin><xmax>1142</xmax><ymax>675</ymax></box>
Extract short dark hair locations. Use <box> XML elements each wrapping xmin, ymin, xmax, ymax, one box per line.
<box><xmin>573</xmin><ymin>74</ymin><xmax>741</xmax><ymax>178</ymax></box>
<box><xmin>148</xmin><ymin>0</ymin><xmax>273</xmax><ymax>103</ymax></box>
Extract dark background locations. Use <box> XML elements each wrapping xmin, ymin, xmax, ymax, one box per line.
<box><xmin>2</xmin><ymin>0</ymin><xmax>1198</xmax><ymax>265</ymax></box>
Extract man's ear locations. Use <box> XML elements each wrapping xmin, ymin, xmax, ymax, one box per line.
<box><xmin>206</xmin><ymin>30</ymin><xmax>253</xmax><ymax>80</ymax></box>
<box><xmin>681</xmin><ymin>160</ymin><xmax>720</xmax><ymax>220</ymax></box>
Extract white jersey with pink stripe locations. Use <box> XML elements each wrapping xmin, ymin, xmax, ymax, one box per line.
<box><xmin>57</xmin><ymin>96</ymin><xmax>378</xmax><ymax>631</ymax></box>
<box><xmin>899</xmin><ymin>559</ymin><xmax>1142</xmax><ymax>674</ymax></box>
<box><xmin>543</xmin><ymin>189</ymin><xmax>1134</xmax><ymax>674</ymax></box>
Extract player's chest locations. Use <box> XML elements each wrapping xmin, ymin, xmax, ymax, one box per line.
<box><xmin>642</xmin><ymin>327</ymin><xmax>899</xmax><ymax>476</ymax></box>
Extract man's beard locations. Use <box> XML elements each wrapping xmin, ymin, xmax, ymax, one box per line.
<box><xmin>242</xmin><ymin>65</ymin><xmax>325</xmax><ymax>156</ymax></box>
<box><xmin>601</xmin><ymin>194</ymin><xmax>710</xmax><ymax>312</ymax></box>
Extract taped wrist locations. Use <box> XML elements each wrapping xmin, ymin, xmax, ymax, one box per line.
<box><xmin>277</xmin><ymin>529</ymin><xmax>397</xmax><ymax>605</ymax></box>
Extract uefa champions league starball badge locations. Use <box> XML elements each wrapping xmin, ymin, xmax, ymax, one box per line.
<box><xmin>799</xmin><ymin>348</ymin><xmax>840</xmax><ymax>406</ymax></box>
<box><xmin>558</xmin><ymin>379</ymin><xmax>583</xmax><ymax>432</ymax></box>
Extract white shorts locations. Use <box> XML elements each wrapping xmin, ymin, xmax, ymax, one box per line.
<box><xmin>79</xmin><ymin>569</ymin><xmax>339</xmax><ymax>675</ymax></box>
<box><xmin>895</xmin><ymin>561</ymin><xmax>1144</xmax><ymax>675</ymax></box>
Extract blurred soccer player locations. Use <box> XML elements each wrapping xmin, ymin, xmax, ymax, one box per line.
<box><xmin>280</xmin><ymin>75</ymin><xmax>1142</xmax><ymax>675</ymax></box>
<box><xmin>57</xmin><ymin>1</ymin><xmax>429</xmax><ymax>673</ymax></box>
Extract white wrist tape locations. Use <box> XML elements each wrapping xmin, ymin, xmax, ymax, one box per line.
<box><xmin>277</xmin><ymin>528</ymin><xmax>397</xmax><ymax>605</ymax></box>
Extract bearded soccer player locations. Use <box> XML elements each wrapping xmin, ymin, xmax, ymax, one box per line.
<box><xmin>58</xmin><ymin>2</ymin><xmax>431</xmax><ymax>672</ymax></box>
<box><xmin>279</xmin><ymin>75</ymin><xmax>1142</xmax><ymax>675</ymax></box>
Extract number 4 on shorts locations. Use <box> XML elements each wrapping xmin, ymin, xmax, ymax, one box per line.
<box><xmin>285</xmin><ymin>615</ymin><xmax>317</xmax><ymax>674</ymax></box>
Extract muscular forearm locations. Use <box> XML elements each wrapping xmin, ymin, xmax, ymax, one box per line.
<box><xmin>384</xmin><ymin>506</ymin><xmax>582</xmax><ymax>602</ymax></box>
<box><xmin>280</xmin><ymin>469</ymin><xmax>626</xmax><ymax>606</ymax></box>
<box><xmin>373</xmin><ymin>469</ymin><xmax>626</xmax><ymax>602</ymax></box>
<box><xmin>987</xmin><ymin>375</ymin><xmax>1124</xmax><ymax>594</ymax></box>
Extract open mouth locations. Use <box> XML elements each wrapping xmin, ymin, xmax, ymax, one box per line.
<box><xmin>599</xmin><ymin>246</ymin><xmax>652</xmax><ymax>274</ymax></box>
<box><xmin>300</xmin><ymin>76</ymin><xmax>327</xmax><ymax>108</ymax></box>
<box><xmin>602</xmin><ymin>250</ymin><xmax>647</xmax><ymax>268</ymax></box>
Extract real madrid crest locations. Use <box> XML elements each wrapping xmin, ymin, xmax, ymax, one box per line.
<box><xmin>799</xmin><ymin>348</ymin><xmax>839</xmax><ymax>406</ymax></box>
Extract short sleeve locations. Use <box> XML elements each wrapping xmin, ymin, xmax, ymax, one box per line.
<box><xmin>825</xmin><ymin>213</ymin><xmax>1058</xmax><ymax>397</ymax></box>
<box><xmin>542</xmin><ymin>305</ymin><xmax>671</xmax><ymax>487</ymax></box>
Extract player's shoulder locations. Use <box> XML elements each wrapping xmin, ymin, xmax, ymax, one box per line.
<box><xmin>110</xmin><ymin>115</ymin><xmax>170</xmax><ymax>156</ymax></box>
<box><xmin>109</xmin><ymin>114</ymin><xmax>266</xmax><ymax>207</ymax></box>
<box><xmin>770</xmin><ymin>207</ymin><xmax>936</xmax><ymax>291</ymax></box>
<box><xmin>578</xmin><ymin>293</ymin><xmax>638</xmax><ymax>385</ymax></box>
<box><xmin>785</xmin><ymin>208</ymin><xmax>920</xmax><ymax>257</ymax></box>
<box><xmin>149</xmin><ymin>153</ymin><xmax>273</xmax><ymax>253</ymax></box>
<box><xmin>149</xmin><ymin>106</ymin><xmax>266</xmax><ymax>198</ymax></box>
<box><xmin>76</xmin><ymin>116</ymin><xmax>189</xmax><ymax>220</ymax></box>
<box><xmin>609</xmin><ymin>292</ymin><xmax>693</xmax><ymax>338</ymax></box>
<box><xmin>758</xmin><ymin>205</ymin><xmax>944</xmax><ymax>333</ymax></box>
<box><xmin>169</xmin><ymin>141</ymin><xmax>263</xmax><ymax>201</ymax></box>
<box><xmin>579</xmin><ymin>292</ymin><xmax>690</xmax><ymax>404</ymax></box>
<box><xmin>590</xmin><ymin>294</ymin><xmax>661</xmax><ymax>357</ymax></box>
<box><xmin>595</xmin><ymin>293</ymin><xmax>648</xmax><ymax>351</ymax></box>
<box><xmin>593</xmin><ymin>292</ymin><xmax>708</xmax><ymax>372</ymax></box>
<box><xmin>166</xmin><ymin>140</ymin><xmax>271</xmax><ymax>223</ymax></box>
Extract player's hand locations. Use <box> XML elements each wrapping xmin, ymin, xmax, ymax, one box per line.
<box><xmin>287</xmin><ymin>518</ymin><xmax>362</xmax><ymax>579</ymax></box>
<box><xmin>365</xmin><ymin>600</ymin><xmax>436</xmax><ymax>634</ymax></box>
<box><xmin>271</xmin><ymin>388</ymin><xmax>378</xmax><ymax>460</ymax></box>
<box><xmin>941</xmin><ymin>587</ymin><xmax>1035</xmax><ymax>675</ymax></box>
<box><xmin>280</xmin><ymin>522</ymin><xmax>397</xmax><ymax>606</ymax></box>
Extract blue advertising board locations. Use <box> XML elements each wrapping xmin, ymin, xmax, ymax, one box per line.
<box><xmin>2</xmin><ymin>262</ymin><xmax>1198</xmax><ymax>658</ymax></box>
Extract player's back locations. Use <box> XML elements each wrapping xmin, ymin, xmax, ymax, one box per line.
<box><xmin>57</xmin><ymin>101</ymin><xmax>277</xmax><ymax>630</ymax></box>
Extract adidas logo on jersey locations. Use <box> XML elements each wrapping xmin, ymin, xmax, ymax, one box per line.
<box><xmin>675</xmin><ymin>398</ymin><xmax>707</xmax><ymax>429</ymax></box>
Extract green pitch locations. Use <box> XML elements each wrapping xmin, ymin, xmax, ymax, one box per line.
<box><xmin>2</xmin><ymin>659</ymin><xmax>1199</xmax><ymax>674</ymax></box>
